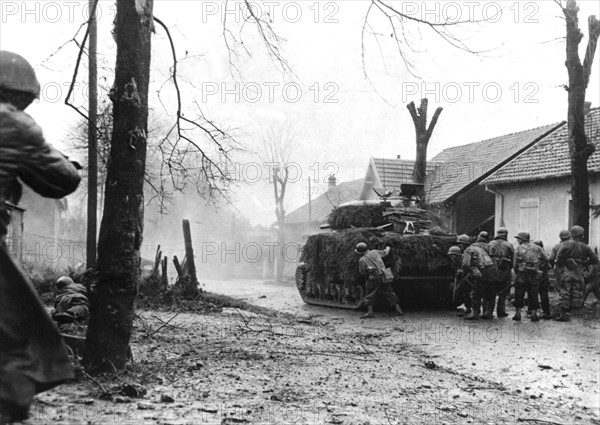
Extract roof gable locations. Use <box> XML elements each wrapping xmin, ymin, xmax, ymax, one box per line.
<box><xmin>425</xmin><ymin>122</ymin><xmax>563</xmax><ymax>204</ymax></box>
<box><xmin>371</xmin><ymin>158</ymin><xmax>439</xmax><ymax>192</ymax></box>
<box><xmin>285</xmin><ymin>178</ymin><xmax>364</xmax><ymax>225</ymax></box>
<box><xmin>482</xmin><ymin>109</ymin><xmax>600</xmax><ymax>185</ymax></box>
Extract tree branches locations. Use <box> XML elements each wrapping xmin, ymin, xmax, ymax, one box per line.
<box><xmin>362</xmin><ymin>0</ymin><xmax>497</xmax><ymax>78</ymax></box>
<box><xmin>153</xmin><ymin>17</ymin><xmax>242</xmax><ymax>205</ymax></box>
<box><xmin>222</xmin><ymin>0</ymin><xmax>295</xmax><ymax>80</ymax></box>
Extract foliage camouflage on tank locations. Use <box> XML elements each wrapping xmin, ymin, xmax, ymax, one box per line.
<box><xmin>296</xmin><ymin>201</ymin><xmax>457</xmax><ymax>309</ymax></box>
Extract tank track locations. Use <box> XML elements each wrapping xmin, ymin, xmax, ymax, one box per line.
<box><xmin>296</xmin><ymin>264</ymin><xmax>454</xmax><ymax>310</ymax></box>
<box><xmin>295</xmin><ymin>264</ymin><xmax>363</xmax><ymax>310</ymax></box>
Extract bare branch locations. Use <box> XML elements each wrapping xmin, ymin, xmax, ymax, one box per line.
<box><xmin>221</xmin><ymin>0</ymin><xmax>296</xmax><ymax>79</ymax></box>
<box><xmin>153</xmin><ymin>16</ymin><xmax>244</xmax><ymax>205</ymax></box>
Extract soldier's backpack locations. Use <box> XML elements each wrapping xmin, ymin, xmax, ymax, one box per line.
<box><xmin>518</xmin><ymin>244</ymin><xmax>541</xmax><ymax>278</ymax></box>
<box><xmin>491</xmin><ymin>242</ymin><xmax>513</xmax><ymax>271</ymax></box>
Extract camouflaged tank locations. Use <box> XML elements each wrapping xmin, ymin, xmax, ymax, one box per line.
<box><xmin>295</xmin><ymin>197</ymin><xmax>457</xmax><ymax>309</ymax></box>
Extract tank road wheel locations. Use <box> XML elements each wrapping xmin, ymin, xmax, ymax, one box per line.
<box><xmin>295</xmin><ymin>264</ymin><xmax>307</xmax><ymax>294</ymax></box>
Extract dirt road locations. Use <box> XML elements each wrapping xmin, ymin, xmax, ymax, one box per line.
<box><xmin>27</xmin><ymin>278</ymin><xmax>599</xmax><ymax>425</ymax></box>
<box><xmin>201</xmin><ymin>278</ymin><xmax>600</xmax><ymax>417</ymax></box>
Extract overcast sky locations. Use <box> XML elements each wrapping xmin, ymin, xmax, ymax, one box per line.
<box><xmin>1</xmin><ymin>0</ymin><xmax>599</xmax><ymax>226</ymax></box>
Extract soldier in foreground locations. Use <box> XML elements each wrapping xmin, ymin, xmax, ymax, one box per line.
<box><xmin>555</xmin><ymin>225</ymin><xmax>599</xmax><ymax>321</ymax></box>
<box><xmin>0</xmin><ymin>51</ymin><xmax>81</xmax><ymax>423</ymax></box>
<box><xmin>513</xmin><ymin>231</ymin><xmax>548</xmax><ymax>322</ymax></box>
<box><xmin>489</xmin><ymin>227</ymin><xmax>514</xmax><ymax>318</ymax></box>
<box><xmin>355</xmin><ymin>242</ymin><xmax>404</xmax><ymax>318</ymax></box>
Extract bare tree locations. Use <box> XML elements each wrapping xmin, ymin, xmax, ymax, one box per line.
<box><xmin>262</xmin><ymin>127</ymin><xmax>295</xmax><ymax>282</ymax></box>
<box><xmin>558</xmin><ymin>0</ymin><xmax>600</xmax><ymax>242</ymax></box>
<box><xmin>82</xmin><ymin>0</ymin><xmax>155</xmax><ymax>372</ymax></box>
<box><xmin>407</xmin><ymin>99</ymin><xmax>443</xmax><ymax>186</ymax></box>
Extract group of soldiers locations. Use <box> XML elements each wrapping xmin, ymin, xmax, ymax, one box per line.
<box><xmin>448</xmin><ymin>225</ymin><xmax>599</xmax><ymax>322</ymax></box>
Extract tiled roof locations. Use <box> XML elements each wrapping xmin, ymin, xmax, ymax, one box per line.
<box><xmin>285</xmin><ymin>179</ymin><xmax>364</xmax><ymax>225</ymax></box>
<box><xmin>425</xmin><ymin>122</ymin><xmax>563</xmax><ymax>204</ymax></box>
<box><xmin>483</xmin><ymin>109</ymin><xmax>600</xmax><ymax>185</ymax></box>
<box><xmin>371</xmin><ymin>158</ymin><xmax>439</xmax><ymax>191</ymax></box>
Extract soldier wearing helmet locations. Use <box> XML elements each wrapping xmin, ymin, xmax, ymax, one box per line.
<box><xmin>462</xmin><ymin>231</ymin><xmax>497</xmax><ymax>320</ymax></box>
<box><xmin>533</xmin><ymin>240</ymin><xmax>552</xmax><ymax>319</ymax></box>
<box><xmin>0</xmin><ymin>51</ymin><xmax>80</xmax><ymax>422</ymax></box>
<box><xmin>555</xmin><ymin>225</ymin><xmax>599</xmax><ymax>321</ymax></box>
<box><xmin>489</xmin><ymin>227</ymin><xmax>514</xmax><ymax>318</ymax></box>
<box><xmin>355</xmin><ymin>242</ymin><xmax>404</xmax><ymax>318</ymax></box>
<box><xmin>457</xmin><ymin>233</ymin><xmax>496</xmax><ymax>320</ymax></box>
<box><xmin>549</xmin><ymin>230</ymin><xmax>571</xmax><ymax>295</ymax></box>
<box><xmin>447</xmin><ymin>246</ymin><xmax>462</xmax><ymax>267</ymax></box>
<box><xmin>453</xmin><ymin>235</ymin><xmax>473</xmax><ymax>317</ymax></box>
<box><xmin>513</xmin><ymin>231</ymin><xmax>548</xmax><ymax>322</ymax></box>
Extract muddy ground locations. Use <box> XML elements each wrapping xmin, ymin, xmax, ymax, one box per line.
<box><xmin>26</xmin><ymin>278</ymin><xmax>600</xmax><ymax>425</ymax></box>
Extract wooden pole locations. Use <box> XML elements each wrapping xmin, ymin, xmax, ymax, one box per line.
<box><xmin>86</xmin><ymin>0</ymin><xmax>98</xmax><ymax>268</ymax></box>
<box><xmin>161</xmin><ymin>256</ymin><xmax>168</xmax><ymax>287</ymax></box>
<box><xmin>152</xmin><ymin>244</ymin><xmax>161</xmax><ymax>277</ymax></box>
<box><xmin>182</xmin><ymin>219</ymin><xmax>197</xmax><ymax>284</ymax></box>
<box><xmin>173</xmin><ymin>255</ymin><xmax>184</xmax><ymax>278</ymax></box>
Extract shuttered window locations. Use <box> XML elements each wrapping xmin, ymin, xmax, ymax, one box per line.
<box><xmin>519</xmin><ymin>198</ymin><xmax>539</xmax><ymax>240</ymax></box>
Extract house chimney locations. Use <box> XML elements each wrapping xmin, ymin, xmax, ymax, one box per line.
<box><xmin>328</xmin><ymin>174</ymin><xmax>337</xmax><ymax>189</ymax></box>
<box><xmin>584</xmin><ymin>101</ymin><xmax>592</xmax><ymax>115</ymax></box>
<box><xmin>397</xmin><ymin>155</ymin><xmax>401</xmax><ymax>159</ymax></box>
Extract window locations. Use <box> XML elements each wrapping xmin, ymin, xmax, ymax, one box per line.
<box><xmin>519</xmin><ymin>198</ymin><xmax>539</xmax><ymax>240</ymax></box>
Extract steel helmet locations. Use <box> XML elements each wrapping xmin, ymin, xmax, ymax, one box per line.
<box><xmin>0</xmin><ymin>51</ymin><xmax>40</xmax><ymax>98</ymax></box>
<box><xmin>447</xmin><ymin>246</ymin><xmax>462</xmax><ymax>256</ymax></box>
<box><xmin>355</xmin><ymin>242</ymin><xmax>368</xmax><ymax>254</ymax></box>
<box><xmin>559</xmin><ymin>229</ymin><xmax>571</xmax><ymax>241</ymax></box>
<box><xmin>496</xmin><ymin>227</ymin><xmax>508</xmax><ymax>237</ymax></box>
<box><xmin>515</xmin><ymin>231</ymin><xmax>530</xmax><ymax>242</ymax></box>
<box><xmin>456</xmin><ymin>234</ymin><xmax>470</xmax><ymax>244</ymax></box>
<box><xmin>477</xmin><ymin>231</ymin><xmax>489</xmax><ymax>242</ymax></box>
<box><xmin>533</xmin><ymin>240</ymin><xmax>544</xmax><ymax>248</ymax></box>
<box><xmin>56</xmin><ymin>276</ymin><xmax>74</xmax><ymax>290</ymax></box>
<box><xmin>570</xmin><ymin>225</ymin><xmax>584</xmax><ymax>238</ymax></box>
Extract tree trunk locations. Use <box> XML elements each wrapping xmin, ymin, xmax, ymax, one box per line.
<box><xmin>84</xmin><ymin>0</ymin><xmax>154</xmax><ymax>373</ymax></box>
<box><xmin>407</xmin><ymin>99</ymin><xmax>443</xmax><ymax>187</ymax></box>
<box><xmin>563</xmin><ymin>0</ymin><xmax>600</xmax><ymax>243</ymax></box>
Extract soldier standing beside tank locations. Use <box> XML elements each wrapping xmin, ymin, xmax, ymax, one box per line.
<box><xmin>454</xmin><ymin>235</ymin><xmax>473</xmax><ymax>317</ymax></box>
<box><xmin>458</xmin><ymin>233</ymin><xmax>496</xmax><ymax>320</ymax></box>
<box><xmin>448</xmin><ymin>245</ymin><xmax>470</xmax><ymax>316</ymax></box>
<box><xmin>513</xmin><ymin>231</ymin><xmax>548</xmax><ymax>322</ymax></box>
<box><xmin>533</xmin><ymin>240</ymin><xmax>553</xmax><ymax>319</ymax></box>
<box><xmin>548</xmin><ymin>230</ymin><xmax>571</xmax><ymax>311</ymax></box>
<box><xmin>555</xmin><ymin>225</ymin><xmax>599</xmax><ymax>321</ymax></box>
<box><xmin>468</xmin><ymin>232</ymin><xmax>497</xmax><ymax>320</ymax></box>
<box><xmin>489</xmin><ymin>227</ymin><xmax>514</xmax><ymax>318</ymax></box>
<box><xmin>355</xmin><ymin>242</ymin><xmax>404</xmax><ymax>318</ymax></box>
<box><xmin>0</xmin><ymin>51</ymin><xmax>81</xmax><ymax>423</ymax></box>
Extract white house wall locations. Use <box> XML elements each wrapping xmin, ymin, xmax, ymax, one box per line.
<box><xmin>492</xmin><ymin>177</ymin><xmax>600</xmax><ymax>252</ymax></box>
